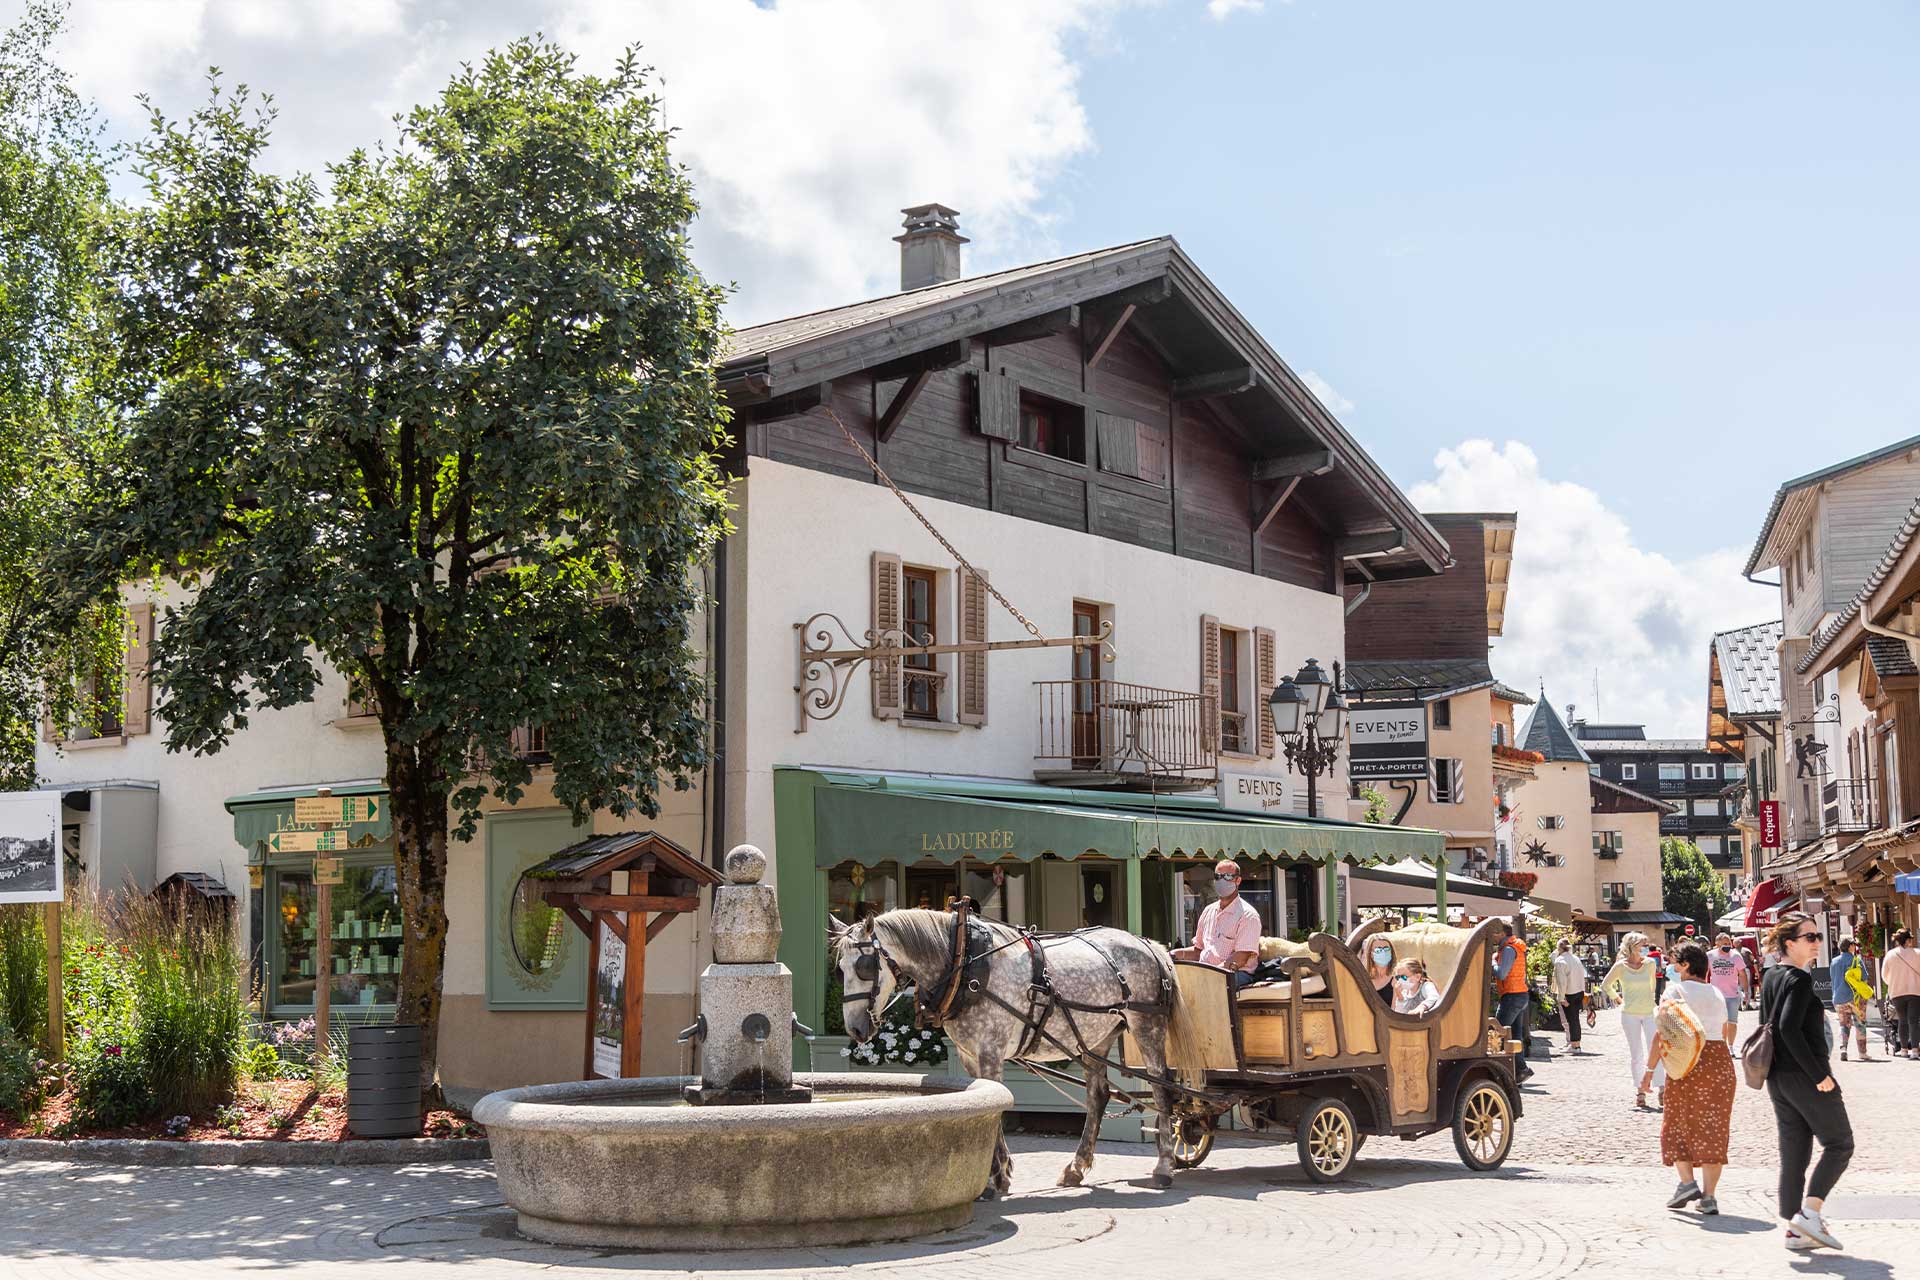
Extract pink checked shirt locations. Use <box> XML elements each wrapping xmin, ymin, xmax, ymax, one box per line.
<box><xmin>1194</xmin><ymin>895</ymin><xmax>1262</xmax><ymax>974</ymax></box>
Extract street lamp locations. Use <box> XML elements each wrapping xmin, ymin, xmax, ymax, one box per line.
<box><xmin>1269</xmin><ymin>658</ymin><xmax>1346</xmax><ymax>818</ymax></box>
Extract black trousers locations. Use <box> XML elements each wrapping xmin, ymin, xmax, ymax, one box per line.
<box><xmin>1768</xmin><ymin>1070</ymin><xmax>1854</xmax><ymax>1220</ymax></box>
<box><xmin>1893</xmin><ymin>994</ymin><xmax>1920</xmax><ymax>1051</ymax></box>
<box><xmin>1561</xmin><ymin>992</ymin><xmax>1586</xmax><ymax>1044</ymax></box>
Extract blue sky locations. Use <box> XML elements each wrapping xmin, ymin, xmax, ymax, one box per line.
<box><xmin>32</xmin><ymin>0</ymin><xmax>1920</xmax><ymax>733</ymax></box>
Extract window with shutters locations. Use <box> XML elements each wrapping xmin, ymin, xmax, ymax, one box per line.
<box><xmin>1430</xmin><ymin>757</ymin><xmax>1463</xmax><ymax>804</ymax></box>
<box><xmin>1219</xmin><ymin>628</ymin><xmax>1247</xmax><ymax>754</ymax></box>
<box><xmin>902</xmin><ymin>567</ymin><xmax>940</xmax><ymax>720</ymax></box>
<box><xmin>52</xmin><ymin>602</ymin><xmax>155</xmax><ymax>745</ymax></box>
<box><xmin>1018</xmin><ymin>392</ymin><xmax>1085</xmax><ymax>463</ymax></box>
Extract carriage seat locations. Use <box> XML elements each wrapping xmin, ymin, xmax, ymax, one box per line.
<box><xmin>1257</xmin><ymin>936</ymin><xmax>1314</xmax><ymax>963</ymax></box>
<box><xmin>1235</xmin><ymin>974</ymin><xmax>1327</xmax><ymax>1003</ymax></box>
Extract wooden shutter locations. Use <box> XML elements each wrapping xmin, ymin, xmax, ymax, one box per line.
<box><xmin>975</xmin><ymin>371</ymin><xmax>1021</xmax><ymax>442</ymax></box>
<box><xmin>123</xmin><ymin>603</ymin><xmax>155</xmax><ymax>736</ymax></box>
<box><xmin>1428</xmin><ymin>758</ymin><xmax>1441</xmax><ymax>803</ymax></box>
<box><xmin>871</xmin><ymin>551</ymin><xmax>904</xmax><ymax>719</ymax></box>
<box><xmin>1253</xmin><ymin>626</ymin><xmax>1277</xmax><ymax>756</ymax></box>
<box><xmin>1449</xmin><ymin>759</ymin><xmax>1464</xmax><ymax>805</ymax></box>
<box><xmin>958</xmin><ymin>567</ymin><xmax>989</xmax><ymax>726</ymax></box>
<box><xmin>1200</xmin><ymin>614</ymin><xmax>1222</xmax><ymax>754</ymax></box>
<box><xmin>1095</xmin><ymin>411</ymin><xmax>1139</xmax><ymax>477</ymax></box>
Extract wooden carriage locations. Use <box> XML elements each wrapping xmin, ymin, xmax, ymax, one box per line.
<box><xmin>1126</xmin><ymin>916</ymin><xmax>1523</xmax><ymax>1181</ymax></box>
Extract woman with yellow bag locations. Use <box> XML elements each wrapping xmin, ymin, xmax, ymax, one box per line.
<box><xmin>1641</xmin><ymin>942</ymin><xmax>1739</xmax><ymax>1216</ymax></box>
<box><xmin>1829</xmin><ymin>939</ymin><xmax>1876</xmax><ymax>1061</ymax></box>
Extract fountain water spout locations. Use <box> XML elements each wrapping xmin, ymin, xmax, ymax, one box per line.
<box><xmin>682</xmin><ymin>845</ymin><xmax>812</xmax><ymax>1106</ymax></box>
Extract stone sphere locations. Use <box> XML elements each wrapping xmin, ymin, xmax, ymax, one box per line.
<box><xmin>724</xmin><ymin>844</ymin><xmax>768</xmax><ymax>885</ymax></box>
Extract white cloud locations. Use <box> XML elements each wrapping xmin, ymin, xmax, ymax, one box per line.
<box><xmin>1301</xmin><ymin>370</ymin><xmax>1353</xmax><ymax>416</ymax></box>
<box><xmin>55</xmin><ymin>0</ymin><xmax>1122</xmax><ymax>327</ymax></box>
<box><xmin>1407</xmin><ymin>440</ymin><xmax>1770</xmax><ymax>738</ymax></box>
<box><xmin>1206</xmin><ymin>0</ymin><xmax>1264</xmax><ymax>18</ymax></box>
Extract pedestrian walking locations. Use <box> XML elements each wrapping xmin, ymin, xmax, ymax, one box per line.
<box><xmin>1706</xmin><ymin>932</ymin><xmax>1751</xmax><ymax>1050</ymax></box>
<box><xmin>1830</xmin><ymin>939</ymin><xmax>1875</xmax><ymax>1061</ymax></box>
<box><xmin>1884</xmin><ymin>928</ymin><xmax>1920</xmax><ymax>1060</ymax></box>
<box><xmin>1551</xmin><ymin>938</ymin><xmax>1589</xmax><ymax>1054</ymax></box>
<box><xmin>1492</xmin><ymin>920</ymin><xmax>1533</xmax><ymax>1081</ymax></box>
<box><xmin>1603</xmin><ymin>932</ymin><xmax>1664</xmax><ymax>1109</ymax></box>
<box><xmin>1763</xmin><ymin>912</ymin><xmax>1855</xmax><ymax>1252</ymax></box>
<box><xmin>1640</xmin><ymin>943</ymin><xmax>1737</xmax><ymax>1216</ymax></box>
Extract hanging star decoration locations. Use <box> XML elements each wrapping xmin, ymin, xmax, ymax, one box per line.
<box><xmin>1521</xmin><ymin>839</ymin><xmax>1554</xmax><ymax>866</ymax></box>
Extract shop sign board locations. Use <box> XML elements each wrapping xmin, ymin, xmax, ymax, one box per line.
<box><xmin>1759</xmin><ymin>801</ymin><xmax>1781</xmax><ymax>849</ymax></box>
<box><xmin>1348</xmin><ymin>700</ymin><xmax>1429</xmax><ymax>780</ymax></box>
<box><xmin>267</xmin><ymin>829</ymin><xmax>352</xmax><ymax>854</ymax></box>
<box><xmin>591</xmin><ymin>914</ymin><xmax>628</xmax><ymax>1079</ymax></box>
<box><xmin>0</xmin><ymin>791</ymin><xmax>62</xmax><ymax>905</ymax></box>
<box><xmin>1218</xmin><ymin>770</ymin><xmax>1293</xmax><ymax>812</ymax></box>
<box><xmin>312</xmin><ymin>857</ymin><xmax>344</xmax><ymax>887</ymax></box>
<box><xmin>293</xmin><ymin>795</ymin><xmax>382</xmax><ymax>825</ymax></box>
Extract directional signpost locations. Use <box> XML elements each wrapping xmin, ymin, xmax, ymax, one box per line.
<box><xmin>265</xmin><ymin>829</ymin><xmax>354</xmax><ymax>854</ymax></box>
<box><xmin>293</xmin><ymin>795</ymin><xmax>381</xmax><ymax>825</ymax></box>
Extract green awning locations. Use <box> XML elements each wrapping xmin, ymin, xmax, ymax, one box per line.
<box><xmin>812</xmin><ymin>785</ymin><xmax>1441</xmax><ymax>868</ymax></box>
<box><xmin>224</xmin><ymin>782</ymin><xmax>392</xmax><ymax>862</ymax></box>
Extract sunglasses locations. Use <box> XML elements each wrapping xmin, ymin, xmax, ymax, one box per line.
<box><xmin>1790</xmin><ymin>932</ymin><xmax>1820</xmax><ymax>943</ymax></box>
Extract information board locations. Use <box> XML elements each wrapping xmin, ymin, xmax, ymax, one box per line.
<box><xmin>1348</xmin><ymin>699</ymin><xmax>1430</xmax><ymax>780</ymax></box>
<box><xmin>0</xmin><ymin>791</ymin><xmax>62</xmax><ymax>905</ymax></box>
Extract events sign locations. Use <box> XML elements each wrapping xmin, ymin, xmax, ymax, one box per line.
<box><xmin>1347</xmin><ymin>700</ymin><xmax>1429</xmax><ymax>780</ymax></box>
<box><xmin>1218</xmin><ymin>770</ymin><xmax>1294</xmax><ymax>813</ymax></box>
<box><xmin>0</xmin><ymin>791</ymin><xmax>62</xmax><ymax>905</ymax></box>
<box><xmin>1759</xmin><ymin>800</ymin><xmax>1781</xmax><ymax>850</ymax></box>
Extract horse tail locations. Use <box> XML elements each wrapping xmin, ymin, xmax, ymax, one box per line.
<box><xmin>1147</xmin><ymin>940</ymin><xmax>1209</xmax><ymax>1083</ymax></box>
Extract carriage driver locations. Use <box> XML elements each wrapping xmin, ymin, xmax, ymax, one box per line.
<box><xmin>1172</xmin><ymin>859</ymin><xmax>1262</xmax><ymax>989</ymax></box>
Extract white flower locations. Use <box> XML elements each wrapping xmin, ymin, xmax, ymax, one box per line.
<box><xmin>838</xmin><ymin>1047</ymin><xmax>852</xmax><ymax>1057</ymax></box>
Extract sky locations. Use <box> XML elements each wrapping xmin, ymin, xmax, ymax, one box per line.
<box><xmin>24</xmin><ymin>0</ymin><xmax>1920</xmax><ymax>735</ymax></box>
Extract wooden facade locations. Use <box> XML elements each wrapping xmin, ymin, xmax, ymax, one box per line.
<box><xmin>1346</xmin><ymin>513</ymin><xmax>1510</xmax><ymax>662</ymax></box>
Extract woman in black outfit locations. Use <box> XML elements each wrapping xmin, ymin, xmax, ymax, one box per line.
<box><xmin>1761</xmin><ymin>912</ymin><xmax>1854</xmax><ymax>1252</ymax></box>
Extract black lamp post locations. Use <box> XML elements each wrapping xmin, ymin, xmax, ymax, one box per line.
<box><xmin>1268</xmin><ymin>658</ymin><xmax>1348</xmax><ymax>818</ymax></box>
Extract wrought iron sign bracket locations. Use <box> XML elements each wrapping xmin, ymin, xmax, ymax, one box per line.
<box><xmin>794</xmin><ymin>613</ymin><xmax>1115</xmax><ymax>731</ymax></box>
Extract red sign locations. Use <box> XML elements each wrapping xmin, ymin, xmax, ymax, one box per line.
<box><xmin>1760</xmin><ymin>800</ymin><xmax>1782</xmax><ymax>849</ymax></box>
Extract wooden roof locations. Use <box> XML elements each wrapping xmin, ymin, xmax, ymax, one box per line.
<box><xmin>525</xmin><ymin>831</ymin><xmax>723</xmax><ymax>887</ymax></box>
<box><xmin>1745</xmin><ymin>433</ymin><xmax>1920</xmax><ymax>577</ymax></box>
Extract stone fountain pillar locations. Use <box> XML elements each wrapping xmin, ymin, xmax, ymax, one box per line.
<box><xmin>683</xmin><ymin>845</ymin><xmax>812</xmax><ymax>1106</ymax></box>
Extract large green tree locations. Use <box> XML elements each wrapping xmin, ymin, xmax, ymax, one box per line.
<box><xmin>1660</xmin><ymin>837</ymin><xmax>1731</xmax><ymax>935</ymax></box>
<box><xmin>0</xmin><ymin>1</ymin><xmax>122</xmax><ymax>788</ymax></box>
<box><xmin>71</xmin><ymin>41</ymin><xmax>731</xmax><ymax>1092</ymax></box>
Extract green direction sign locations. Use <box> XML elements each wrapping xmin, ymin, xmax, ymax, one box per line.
<box><xmin>292</xmin><ymin>795</ymin><xmax>381</xmax><ymax>825</ymax></box>
<box><xmin>266</xmin><ymin>829</ymin><xmax>352</xmax><ymax>854</ymax></box>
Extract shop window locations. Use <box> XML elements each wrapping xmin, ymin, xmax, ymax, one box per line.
<box><xmin>269</xmin><ymin>860</ymin><xmax>403</xmax><ymax>1013</ymax></box>
<box><xmin>905</xmin><ymin>862</ymin><xmax>959</xmax><ymax>912</ymax></box>
<box><xmin>961</xmin><ymin>861</ymin><xmax>1031</xmax><ymax>926</ymax></box>
<box><xmin>1176</xmin><ymin>860</ymin><xmax>1278</xmax><ymax>945</ymax></box>
<box><xmin>1018</xmin><ymin>392</ymin><xmax>1086</xmax><ymax>463</ymax></box>
<box><xmin>828</xmin><ymin>861</ymin><xmax>900</xmax><ymax>923</ymax></box>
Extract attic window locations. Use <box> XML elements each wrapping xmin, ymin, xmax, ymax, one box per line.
<box><xmin>1019</xmin><ymin>392</ymin><xmax>1085</xmax><ymax>464</ymax></box>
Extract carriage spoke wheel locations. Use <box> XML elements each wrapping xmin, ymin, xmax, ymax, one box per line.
<box><xmin>1170</xmin><ymin>1110</ymin><xmax>1216</xmax><ymax>1170</ymax></box>
<box><xmin>1452</xmin><ymin>1079</ymin><xmax>1514</xmax><ymax>1171</ymax></box>
<box><xmin>1296</xmin><ymin>1097</ymin><xmax>1357</xmax><ymax>1183</ymax></box>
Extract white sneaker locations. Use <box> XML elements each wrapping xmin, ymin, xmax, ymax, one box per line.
<box><xmin>1784</xmin><ymin>1229</ymin><xmax>1818</xmax><ymax>1252</ymax></box>
<box><xmin>1789</xmin><ymin>1210</ymin><xmax>1842</xmax><ymax>1250</ymax></box>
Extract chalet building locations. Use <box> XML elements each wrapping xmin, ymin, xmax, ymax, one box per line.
<box><xmin>1705</xmin><ymin>620</ymin><xmax>1784</xmax><ymax>895</ymax></box>
<box><xmin>1745</xmin><ymin>436</ymin><xmax>1920</xmax><ymax>965</ymax></box>
<box><xmin>1768</xmin><ymin>494</ymin><xmax>1920</xmax><ymax>944</ymax></box>
<box><xmin>1573</xmin><ymin>721</ymin><xmax>1748</xmax><ymax>895</ymax></box>
<box><xmin>1343</xmin><ymin>513</ymin><xmax>1539</xmax><ymax>880</ymax></box>
<box><xmin>35</xmin><ymin>208</ymin><xmax>1454</xmax><ymax>1098</ymax></box>
<box><xmin>1511</xmin><ymin>696</ymin><xmax>1684</xmax><ymax>948</ymax></box>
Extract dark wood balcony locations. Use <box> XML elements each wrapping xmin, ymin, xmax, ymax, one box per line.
<box><xmin>1820</xmin><ymin>778</ymin><xmax>1876</xmax><ymax>836</ymax></box>
<box><xmin>1033</xmin><ymin>679</ymin><xmax>1217</xmax><ymax>792</ymax></box>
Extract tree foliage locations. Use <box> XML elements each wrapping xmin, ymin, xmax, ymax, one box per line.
<box><xmin>70</xmin><ymin>41</ymin><xmax>732</xmax><ymax>1088</ymax></box>
<box><xmin>0</xmin><ymin>1</ymin><xmax>123</xmax><ymax>788</ymax></box>
<box><xmin>1659</xmin><ymin>837</ymin><xmax>1730</xmax><ymax>934</ymax></box>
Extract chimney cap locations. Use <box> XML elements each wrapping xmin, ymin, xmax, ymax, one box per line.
<box><xmin>894</xmin><ymin>203</ymin><xmax>969</xmax><ymax>245</ymax></box>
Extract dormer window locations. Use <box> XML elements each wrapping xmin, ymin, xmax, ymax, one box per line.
<box><xmin>1019</xmin><ymin>392</ymin><xmax>1085</xmax><ymax>463</ymax></box>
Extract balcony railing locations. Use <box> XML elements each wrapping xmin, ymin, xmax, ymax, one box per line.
<box><xmin>1034</xmin><ymin>679</ymin><xmax>1216</xmax><ymax>790</ymax></box>
<box><xmin>1820</xmin><ymin>779</ymin><xmax>1877</xmax><ymax>836</ymax></box>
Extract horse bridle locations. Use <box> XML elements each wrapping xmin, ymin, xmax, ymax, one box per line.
<box><xmin>841</xmin><ymin>928</ymin><xmax>906</xmax><ymax>1009</ymax></box>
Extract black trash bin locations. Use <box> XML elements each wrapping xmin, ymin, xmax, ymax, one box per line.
<box><xmin>347</xmin><ymin>1023</ymin><xmax>423</xmax><ymax>1138</ymax></box>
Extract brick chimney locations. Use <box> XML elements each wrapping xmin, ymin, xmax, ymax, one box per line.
<box><xmin>894</xmin><ymin>204</ymin><xmax>967</xmax><ymax>291</ymax></box>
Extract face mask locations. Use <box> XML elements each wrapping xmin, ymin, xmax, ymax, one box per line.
<box><xmin>1719</xmin><ymin>946</ymin><xmax>1730</xmax><ymax>953</ymax></box>
<box><xmin>1371</xmin><ymin>947</ymin><xmax>1393</xmax><ymax>965</ymax></box>
<box><xmin>1214</xmin><ymin>877</ymin><xmax>1237</xmax><ymax>898</ymax></box>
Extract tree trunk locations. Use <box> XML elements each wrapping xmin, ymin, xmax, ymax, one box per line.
<box><xmin>388</xmin><ymin>741</ymin><xmax>451</xmax><ymax>1105</ymax></box>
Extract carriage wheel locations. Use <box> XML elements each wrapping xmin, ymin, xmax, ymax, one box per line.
<box><xmin>1296</xmin><ymin>1097</ymin><xmax>1358</xmax><ymax>1183</ymax></box>
<box><xmin>1170</xmin><ymin>1111</ymin><xmax>1216</xmax><ymax>1170</ymax></box>
<box><xmin>1452</xmin><ymin>1078</ymin><xmax>1515</xmax><ymax>1171</ymax></box>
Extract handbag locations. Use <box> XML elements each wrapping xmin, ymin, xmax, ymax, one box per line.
<box><xmin>1740</xmin><ymin>981</ymin><xmax>1778</xmax><ymax>1089</ymax></box>
<box><xmin>1585</xmin><ymin>1005</ymin><xmax>1597</xmax><ymax>1029</ymax></box>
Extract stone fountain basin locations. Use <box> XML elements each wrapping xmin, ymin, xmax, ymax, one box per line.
<box><xmin>473</xmin><ymin>1072</ymin><xmax>1015</xmax><ymax>1250</ymax></box>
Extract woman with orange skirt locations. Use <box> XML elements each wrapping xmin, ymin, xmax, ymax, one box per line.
<box><xmin>1642</xmin><ymin>941</ymin><xmax>1738</xmax><ymax>1216</ymax></box>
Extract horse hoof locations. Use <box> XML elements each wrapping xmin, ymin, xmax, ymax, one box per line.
<box><xmin>1150</xmin><ymin>1172</ymin><xmax>1173</xmax><ymax>1189</ymax></box>
<box><xmin>1057</xmin><ymin>1167</ymin><xmax>1084</xmax><ymax>1188</ymax></box>
<box><xmin>977</xmin><ymin>1186</ymin><xmax>1000</xmax><ymax>1202</ymax></box>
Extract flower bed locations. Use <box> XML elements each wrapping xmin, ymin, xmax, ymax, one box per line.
<box><xmin>0</xmin><ymin>1077</ymin><xmax>478</xmax><ymax>1143</ymax></box>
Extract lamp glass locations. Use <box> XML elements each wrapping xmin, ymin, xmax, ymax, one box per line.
<box><xmin>1269</xmin><ymin>679</ymin><xmax>1305</xmax><ymax>736</ymax></box>
<box><xmin>1294</xmin><ymin>658</ymin><xmax>1330</xmax><ymax>715</ymax></box>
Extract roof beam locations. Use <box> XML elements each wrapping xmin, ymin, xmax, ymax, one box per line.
<box><xmin>1084</xmin><ymin>303</ymin><xmax>1135</xmax><ymax>370</ymax></box>
<box><xmin>867</xmin><ymin>339</ymin><xmax>969</xmax><ymax>383</ymax></box>
<box><xmin>1251</xmin><ymin>448</ymin><xmax>1335</xmax><ymax>482</ymax></box>
<box><xmin>876</xmin><ymin>368</ymin><xmax>934</xmax><ymax>443</ymax></box>
<box><xmin>984</xmin><ymin>304</ymin><xmax>1079</xmax><ymax>346</ymax></box>
<box><xmin>1252</xmin><ymin>474</ymin><xmax>1304</xmax><ymax>537</ymax></box>
<box><xmin>743</xmin><ymin>380</ymin><xmax>830</xmax><ymax>422</ymax></box>
<box><xmin>1173</xmin><ymin>366</ymin><xmax>1260</xmax><ymax>401</ymax></box>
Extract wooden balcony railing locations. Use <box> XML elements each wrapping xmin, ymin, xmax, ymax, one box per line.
<box><xmin>1820</xmin><ymin>779</ymin><xmax>1876</xmax><ymax>836</ymax></box>
<box><xmin>1033</xmin><ymin>679</ymin><xmax>1216</xmax><ymax>788</ymax></box>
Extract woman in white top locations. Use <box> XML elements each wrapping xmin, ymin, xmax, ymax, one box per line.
<box><xmin>1641</xmin><ymin>942</ymin><xmax>1739</xmax><ymax>1216</ymax></box>
<box><xmin>1390</xmin><ymin>958</ymin><xmax>1441</xmax><ymax>1016</ymax></box>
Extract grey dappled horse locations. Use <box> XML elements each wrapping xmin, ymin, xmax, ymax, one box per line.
<box><xmin>830</xmin><ymin>907</ymin><xmax>1204</xmax><ymax>1198</ymax></box>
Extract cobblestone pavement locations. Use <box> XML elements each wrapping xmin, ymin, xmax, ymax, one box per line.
<box><xmin>2</xmin><ymin>1008</ymin><xmax>1914</xmax><ymax>1280</ymax></box>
